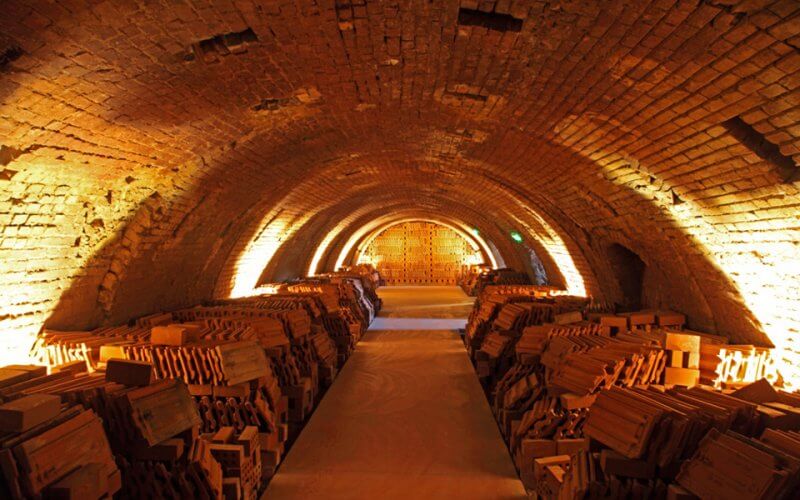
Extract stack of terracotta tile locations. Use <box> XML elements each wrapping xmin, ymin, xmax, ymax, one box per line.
<box><xmin>192</xmin><ymin>380</ymin><xmax>284</xmax><ymax>432</ymax></box>
<box><xmin>116</xmin><ymin>437</ymin><xmax>222</xmax><ymax>500</ymax></box>
<box><xmin>474</xmin><ymin>333</ymin><xmax>514</xmax><ymax>382</ymax></box>
<box><xmin>202</xmin><ymin>426</ymin><xmax>262</xmax><ymax>500</ymax></box>
<box><xmin>465</xmin><ymin>300</ymin><xmax>499</xmax><ymax>353</ymax></box>
<box><xmin>675</xmin><ymin>428</ymin><xmax>799</xmax><ymax>499</ymax></box>
<box><xmin>491</xmin><ymin>357</ymin><xmax>594</xmax><ymax>488</ymax></box>
<box><xmin>546</xmin><ymin>450</ymin><xmax>597</xmax><ymax>499</ymax></box>
<box><xmin>15</xmin><ymin>268</ymin><xmax>381</xmax><ymax>498</ymax></box>
<box><xmin>516</xmin><ymin>322</ymin><xmax>609</xmax><ymax>362</ymax></box>
<box><xmin>103</xmin><ymin>377</ymin><xmax>202</xmax><ymax>447</ymax></box>
<box><xmin>511</xmin><ymin>396</ymin><xmax>591</xmax><ymax>488</ymax></box>
<box><xmin>593</xmin><ymin>310</ymin><xmax>685</xmax><ymax>336</ymax></box>
<box><xmin>131</xmin><ymin>315</ymin><xmax>314</xmax><ymax>433</ymax></box>
<box><xmin>31</xmin><ymin>324</ymin><xmax>152</xmax><ymax>370</ymax></box>
<box><xmin>523</xmin><ymin>376</ymin><xmax>800</xmax><ymax>499</ymax></box>
<box><xmin>475</xmin><ymin>300</ymin><xmax>799</xmax><ymax>498</ymax></box>
<box><xmin>494</xmin><ymin>369</ymin><xmax>541</xmax><ymax>438</ymax></box>
<box><xmin>172</xmin><ymin>306</ymin><xmax>311</xmax><ymax>341</ymax></box>
<box><xmin>466</xmin><ymin>285</ymin><xmax>548</xmax><ymax>325</ymax></box>
<box><xmin>188</xmin><ymin>373</ymin><xmax>286</xmax><ymax>484</ymax></box>
<box><xmin>123</xmin><ymin>338</ymin><xmax>271</xmax><ymax>387</ymax></box>
<box><xmin>705</xmin><ymin>343</ymin><xmax>781</xmax><ymax>389</ymax></box>
<box><xmin>0</xmin><ymin>407</ymin><xmax>122</xmax><ymax>499</ymax></box>
<box><xmin>198</xmin><ymin>288</ymin><xmax>362</xmax><ymax>390</ymax></box>
<box><xmin>474</xmin><ymin>302</ymin><xmax>575</xmax><ymax>385</ymax></box>
<box><xmin>324</xmin><ymin>274</ymin><xmax>378</xmax><ymax>323</ymax></box>
<box><xmin>469</xmin><ymin>301</ymin><xmax>554</xmax><ymax>356</ymax></box>
<box><xmin>287</xmin><ymin>287</ymin><xmax>342</xmax><ymax>323</ymax></box>
<box><xmin>284</xmin><ymin>281</ymin><xmax>369</xmax><ymax>364</ymax></box>
<box><xmin>464</xmin><ymin>282</ymin><xmax>589</xmax><ymax>358</ymax></box>
<box><xmin>475</xmin><ymin>312</ymin><xmax>622</xmax><ymax>490</ymax></box>
<box><xmin>493</xmin><ymin>303</ymin><xmax>537</xmax><ymax>332</ymax></box>
<box><xmin>472</xmin><ymin>286</ymin><xmax>553</xmax><ymax>310</ymax></box>
<box><xmin>171</xmin><ymin>310</ymin><xmax>322</xmax><ymax>400</ymax></box>
<box><xmin>0</xmin><ymin>360</ymin><xmax>228</xmax><ymax>499</ymax></box>
<box><xmin>0</xmin><ymin>357</ymin><xmax>285</xmax><ymax>499</ymax></box>
<box><xmin>20</xmin><ymin>322</ymin><xmax>301</xmax><ymax>493</ymax></box>
<box><xmin>545</xmin><ymin>338</ymin><xmax>666</xmax><ymax>396</ymax></box>
<box><xmin>458</xmin><ymin>268</ymin><xmax>536</xmax><ymax>296</ymax></box>
<box><xmin>584</xmin><ymin>386</ymin><xmax>760</xmax><ymax>468</ymax></box>
<box><xmin>309</xmin><ymin>326</ymin><xmax>338</xmax><ymax>387</ymax></box>
<box><xmin>552</xmin><ymin>449</ymin><xmax>675</xmax><ymax>499</ymax></box>
<box><xmin>210</xmin><ymin>294</ymin><xmax>325</xmax><ymax>324</ymax></box>
<box><xmin>457</xmin><ymin>264</ymin><xmax>492</xmax><ymax>295</ymax></box>
<box><xmin>0</xmin><ymin>364</ymin><xmax>121</xmax><ymax>499</ymax></box>
<box><xmin>338</xmin><ymin>263</ymin><xmax>382</xmax><ymax>292</ymax></box>
<box><xmin>493</xmin><ymin>362</ymin><xmax>539</xmax><ymax>410</ymax></box>
<box><xmin>290</xmin><ymin>276</ymin><xmax>377</xmax><ymax>331</ymax></box>
<box><xmin>500</xmin><ymin>301</ymin><xmax>556</xmax><ymax>336</ymax></box>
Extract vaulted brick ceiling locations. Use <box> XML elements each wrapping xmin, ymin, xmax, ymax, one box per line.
<box><xmin>0</xmin><ymin>1</ymin><xmax>798</xmax><ymax>373</ymax></box>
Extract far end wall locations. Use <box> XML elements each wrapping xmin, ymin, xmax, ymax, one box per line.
<box><xmin>358</xmin><ymin>221</ymin><xmax>484</xmax><ymax>286</ymax></box>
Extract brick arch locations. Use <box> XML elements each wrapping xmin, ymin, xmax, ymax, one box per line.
<box><xmin>217</xmin><ymin>190</ymin><xmax>566</xmax><ymax>297</ymax></box>
<box><xmin>331</xmin><ymin>215</ymin><xmax>503</xmax><ymax>271</ymax></box>
<box><xmin>0</xmin><ymin>0</ymin><xmax>796</xmax><ymax>385</ymax></box>
<box><xmin>316</xmin><ymin>206</ymin><xmax>567</xmax><ymax>291</ymax></box>
<box><xmin>247</xmin><ymin>200</ymin><xmax>522</xmax><ymax>285</ymax></box>
<box><xmin>211</xmin><ymin>166</ymin><xmax>600</xmax><ymax>301</ymax></box>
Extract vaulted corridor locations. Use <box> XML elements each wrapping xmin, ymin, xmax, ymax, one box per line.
<box><xmin>2</xmin><ymin>1</ymin><xmax>800</xmax><ymax>498</ymax></box>
<box><xmin>265</xmin><ymin>286</ymin><xmax>525</xmax><ymax>499</ymax></box>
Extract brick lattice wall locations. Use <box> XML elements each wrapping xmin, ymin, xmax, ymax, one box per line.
<box><xmin>358</xmin><ymin>221</ymin><xmax>483</xmax><ymax>285</ymax></box>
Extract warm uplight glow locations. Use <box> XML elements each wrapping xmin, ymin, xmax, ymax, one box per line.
<box><xmin>307</xmin><ymin>221</ymin><xmax>347</xmax><ymax>277</ymax></box>
<box><xmin>0</xmin><ymin>326</ymin><xmax>41</xmax><ymax>367</ymax></box>
<box><xmin>0</xmin><ymin>152</ymin><xmax>172</xmax><ymax>372</ymax></box>
<box><xmin>668</xmin><ymin>202</ymin><xmax>800</xmax><ymax>391</ymax></box>
<box><xmin>252</xmin><ymin>284</ymin><xmax>283</xmax><ymax>295</ymax></box>
<box><xmin>507</xmin><ymin>207</ymin><xmax>588</xmax><ymax>298</ymax></box>
<box><xmin>712</xmin><ymin>346</ymin><xmax>780</xmax><ymax>389</ymax></box>
<box><xmin>230</xmin><ymin>219</ymin><xmax>289</xmax><ymax>298</ymax></box>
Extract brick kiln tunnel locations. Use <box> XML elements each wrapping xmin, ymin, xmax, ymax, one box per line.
<box><xmin>0</xmin><ymin>0</ymin><xmax>799</xmax><ymax>499</ymax></box>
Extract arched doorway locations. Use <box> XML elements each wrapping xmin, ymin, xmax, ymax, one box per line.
<box><xmin>607</xmin><ymin>243</ymin><xmax>646</xmax><ymax>311</ymax></box>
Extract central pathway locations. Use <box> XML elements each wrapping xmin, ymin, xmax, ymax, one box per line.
<box><xmin>264</xmin><ymin>286</ymin><xmax>526</xmax><ymax>499</ymax></box>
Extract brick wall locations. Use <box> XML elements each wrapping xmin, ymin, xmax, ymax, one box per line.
<box><xmin>0</xmin><ymin>0</ymin><xmax>798</xmax><ymax>382</ymax></box>
<box><xmin>357</xmin><ymin>221</ymin><xmax>484</xmax><ymax>285</ymax></box>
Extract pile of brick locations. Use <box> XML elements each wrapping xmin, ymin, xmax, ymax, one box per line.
<box><xmin>465</xmin><ymin>284</ymin><xmax>590</xmax><ymax>385</ymax></box>
<box><xmin>548</xmin><ymin>384</ymin><xmax>800</xmax><ymax>499</ymax></box>
<box><xmin>338</xmin><ymin>263</ymin><xmax>382</xmax><ymax>289</ymax></box>
<box><xmin>0</xmin><ymin>365</ymin><xmax>121</xmax><ymax>499</ymax></box>
<box><xmin>278</xmin><ymin>275</ymin><xmax>376</xmax><ymax>357</ymax></box>
<box><xmin>324</xmin><ymin>263</ymin><xmax>383</xmax><ymax>316</ymax></box>
<box><xmin>595</xmin><ymin>311</ymin><xmax>784</xmax><ymax>390</ymax></box>
<box><xmin>202</xmin><ymin>426</ymin><xmax>262</xmax><ymax>500</ymax></box>
<box><xmin>457</xmin><ymin>264</ymin><xmax>492</xmax><ymax>295</ymax></box>
<box><xmin>471</xmin><ymin>300</ymin><xmax>800</xmax><ymax>498</ymax></box>
<box><xmin>458</xmin><ymin>266</ymin><xmax>535</xmax><ymax>296</ymax></box>
<box><xmin>465</xmin><ymin>285</ymin><xmax>552</xmax><ymax>351</ymax></box>
<box><xmin>0</xmin><ymin>365</ymin><xmax>215</xmax><ymax>499</ymax></box>
<box><xmin>9</xmin><ymin>269</ymin><xmax>381</xmax><ymax>498</ymax></box>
